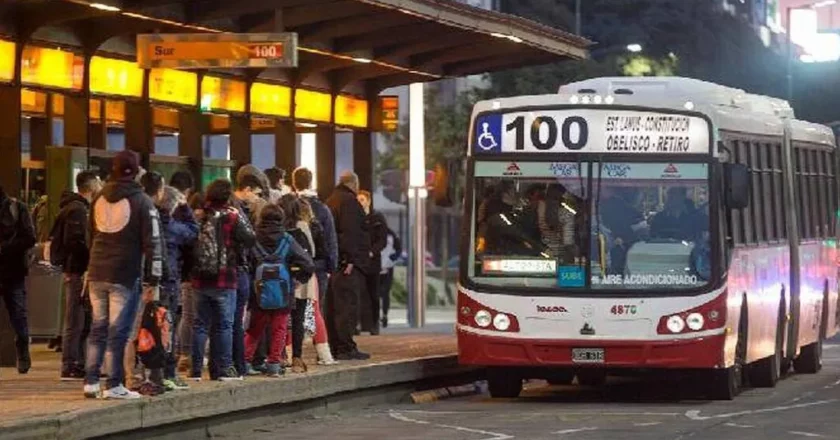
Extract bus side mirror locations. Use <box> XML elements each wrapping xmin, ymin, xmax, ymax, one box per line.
<box><xmin>724</xmin><ymin>163</ymin><xmax>750</xmax><ymax>209</ymax></box>
<box><xmin>433</xmin><ymin>160</ymin><xmax>459</xmax><ymax>207</ymax></box>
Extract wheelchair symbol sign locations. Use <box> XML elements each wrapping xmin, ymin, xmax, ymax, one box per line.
<box><xmin>474</xmin><ymin>114</ymin><xmax>501</xmax><ymax>153</ymax></box>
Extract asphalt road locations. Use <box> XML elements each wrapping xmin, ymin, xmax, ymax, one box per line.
<box><xmin>243</xmin><ymin>336</ymin><xmax>840</xmax><ymax>440</ymax></box>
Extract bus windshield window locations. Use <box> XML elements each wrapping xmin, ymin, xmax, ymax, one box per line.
<box><xmin>592</xmin><ymin>162</ymin><xmax>710</xmax><ymax>290</ymax></box>
<box><xmin>468</xmin><ymin>161</ymin><xmax>710</xmax><ymax>291</ymax></box>
<box><xmin>470</xmin><ymin>161</ymin><xmax>590</xmax><ymax>289</ymax></box>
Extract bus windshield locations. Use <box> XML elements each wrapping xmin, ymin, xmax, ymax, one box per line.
<box><xmin>469</xmin><ymin>161</ymin><xmax>711</xmax><ymax>292</ymax></box>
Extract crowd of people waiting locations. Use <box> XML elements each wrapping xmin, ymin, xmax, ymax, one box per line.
<box><xmin>0</xmin><ymin>149</ymin><xmax>402</xmax><ymax>400</ymax></box>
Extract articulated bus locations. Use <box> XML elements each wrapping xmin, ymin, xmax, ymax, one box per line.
<box><xmin>451</xmin><ymin>77</ymin><xmax>839</xmax><ymax>400</ymax></box>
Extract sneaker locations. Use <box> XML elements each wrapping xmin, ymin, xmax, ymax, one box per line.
<box><xmin>264</xmin><ymin>363</ymin><xmax>284</xmax><ymax>378</ymax></box>
<box><xmin>188</xmin><ymin>374</ymin><xmax>203</xmax><ymax>382</ymax></box>
<box><xmin>104</xmin><ymin>385</ymin><xmax>142</xmax><ymax>399</ymax></box>
<box><xmin>218</xmin><ymin>367</ymin><xmax>243</xmax><ymax>381</ymax></box>
<box><xmin>252</xmin><ymin>362</ymin><xmax>268</xmax><ymax>373</ymax></box>
<box><xmin>244</xmin><ymin>363</ymin><xmax>262</xmax><ymax>376</ymax></box>
<box><xmin>381</xmin><ymin>316</ymin><xmax>388</xmax><ymax>328</ymax></box>
<box><xmin>61</xmin><ymin>366</ymin><xmax>86</xmax><ymax>381</ymax></box>
<box><xmin>335</xmin><ymin>350</ymin><xmax>371</xmax><ymax>361</ymax></box>
<box><xmin>133</xmin><ymin>382</ymin><xmax>163</xmax><ymax>397</ymax></box>
<box><xmin>163</xmin><ymin>377</ymin><xmax>190</xmax><ymax>391</ymax></box>
<box><xmin>83</xmin><ymin>383</ymin><xmax>101</xmax><ymax>399</ymax></box>
<box><xmin>17</xmin><ymin>356</ymin><xmax>31</xmax><ymax>374</ymax></box>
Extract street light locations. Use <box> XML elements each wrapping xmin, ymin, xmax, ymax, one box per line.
<box><xmin>626</xmin><ymin>43</ymin><xmax>643</xmax><ymax>53</ymax></box>
<box><xmin>786</xmin><ymin>0</ymin><xmax>837</xmax><ymax>100</ymax></box>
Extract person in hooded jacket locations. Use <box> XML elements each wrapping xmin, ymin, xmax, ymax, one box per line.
<box><xmin>292</xmin><ymin>167</ymin><xmax>338</xmax><ymax>316</ymax></box>
<box><xmin>357</xmin><ymin>190</ymin><xmax>387</xmax><ymax>335</ymax></box>
<box><xmin>243</xmin><ymin>203</ymin><xmax>313</xmax><ymax>377</ymax></box>
<box><xmin>158</xmin><ymin>186</ymin><xmax>198</xmax><ymax>389</ymax></box>
<box><xmin>84</xmin><ymin>151</ymin><xmax>164</xmax><ymax>400</ymax></box>
<box><xmin>53</xmin><ymin>171</ymin><xmax>101</xmax><ymax>380</ymax></box>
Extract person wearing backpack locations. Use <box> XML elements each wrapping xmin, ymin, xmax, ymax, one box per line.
<box><xmin>190</xmin><ymin>179</ymin><xmax>256</xmax><ymax>381</ymax></box>
<box><xmin>51</xmin><ymin>170</ymin><xmax>101</xmax><ymax>380</ymax></box>
<box><xmin>0</xmin><ymin>184</ymin><xmax>37</xmax><ymax>375</ymax></box>
<box><xmin>244</xmin><ymin>203</ymin><xmax>313</xmax><ymax>377</ymax></box>
<box><xmin>84</xmin><ymin>151</ymin><xmax>164</xmax><ymax>400</ymax></box>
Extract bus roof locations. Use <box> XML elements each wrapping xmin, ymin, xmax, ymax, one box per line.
<box><xmin>473</xmin><ymin>76</ymin><xmax>834</xmax><ymax>148</ymax></box>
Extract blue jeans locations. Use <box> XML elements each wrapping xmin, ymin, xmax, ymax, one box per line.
<box><xmin>61</xmin><ymin>274</ymin><xmax>90</xmax><ymax>370</ymax></box>
<box><xmin>234</xmin><ymin>269</ymin><xmax>250</xmax><ymax>375</ymax></box>
<box><xmin>192</xmin><ymin>288</ymin><xmax>236</xmax><ymax>377</ymax></box>
<box><xmin>85</xmin><ymin>281</ymin><xmax>140</xmax><ymax>389</ymax></box>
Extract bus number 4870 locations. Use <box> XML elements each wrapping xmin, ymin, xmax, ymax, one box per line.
<box><xmin>611</xmin><ymin>305</ymin><xmax>637</xmax><ymax>315</ymax></box>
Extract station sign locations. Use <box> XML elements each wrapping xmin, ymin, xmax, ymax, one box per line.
<box><xmin>137</xmin><ymin>33</ymin><xmax>298</xmax><ymax>69</ymax></box>
<box><xmin>374</xmin><ymin>95</ymin><xmax>399</xmax><ymax>132</ymax></box>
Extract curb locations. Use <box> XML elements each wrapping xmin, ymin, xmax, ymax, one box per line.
<box><xmin>410</xmin><ymin>381</ymin><xmax>485</xmax><ymax>403</ymax></box>
<box><xmin>0</xmin><ymin>355</ymin><xmax>470</xmax><ymax>440</ymax></box>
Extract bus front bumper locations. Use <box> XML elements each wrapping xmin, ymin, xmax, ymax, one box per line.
<box><xmin>457</xmin><ymin>327</ymin><xmax>725</xmax><ymax>369</ymax></box>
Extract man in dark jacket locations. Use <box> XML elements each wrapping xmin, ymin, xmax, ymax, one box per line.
<box><xmin>292</xmin><ymin>167</ymin><xmax>338</xmax><ymax>311</ymax></box>
<box><xmin>357</xmin><ymin>190</ymin><xmax>387</xmax><ymax>335</ymax></box>
<box><xmin>84</xmin><ymin>151</ymin><xmax>164</xmax><ymax>400</ymax></box>
<box><xmin>53</xmin><ymin>170</ymin><xmax>101</xmax><ymax>380</ymax></box>
<box><xmin>325</xmin><ymin>171</ymin><xmax>371</xmax><ymax>360</ymax></box>
<box><xmin>0</xmin><ymin>184</ymin><xmax>36</xmax><ymax>374</ymax></box>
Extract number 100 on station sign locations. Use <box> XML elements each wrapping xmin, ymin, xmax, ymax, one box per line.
<box><xmin>137</xmin><ymin>33</ymin><xmax>298</xmax><ymax>69</ymax></box>
<box><xmin>473</xmin><ymin>109</ymin><xmax>710</xmax><ymax>155</ymax></box>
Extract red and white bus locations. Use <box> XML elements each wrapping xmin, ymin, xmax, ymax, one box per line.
<box><xmin>451</xmin><ymin>77</ymin><xmax>839</xmax><ymax>400</ymax></box>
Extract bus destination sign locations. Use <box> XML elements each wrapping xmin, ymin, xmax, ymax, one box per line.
<box><xmin>473</xmin><ymin>109</ymin><xmax>710</xmax><ymax>155</ymax></box>
<box><xmin>137</xmin><ymin>33</ymin><xmax>298</xmax><ymax>69</ymax></box>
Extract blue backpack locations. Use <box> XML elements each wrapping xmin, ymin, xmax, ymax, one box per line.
<box><xmin>254</xmin><ymin>235</ymin><xmax>293</xmax><ymax>310</ymax></box>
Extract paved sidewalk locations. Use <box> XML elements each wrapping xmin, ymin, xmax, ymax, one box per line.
<box><xmin>0</xmin><ymin>333</ymin><xmax>459</xmax><ymax>440</ymax></box>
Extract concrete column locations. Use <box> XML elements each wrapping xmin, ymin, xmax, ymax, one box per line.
<box><xmin>229</xmin><ymin>115</ymin><xmax>252</xmax><ymax>168</ymax></box>
<box><xmin>179</xmin><ymin>109</ymin><xmax>206</xmax><ymax>185</ymax></box>
<box><xmin>63</xmin><ymin>94</ymin><xmax>88</xmax><ymax>147</ymax></box>
<box><xmin>28</xmin><ymin>117</ymin><xmax>50</xmax><ymax>161</ymax></box>
<box><xmin>125</xmin><ymin>100</ymin><xmax>153</xmax><ymax>155</ymax></box>
<box><xmin>274</xmin><ymin>119</ymin><xmax>296</xmax><ymax>174</ymax></box>
<box><xmin>316</xmin><ymin>125</ymin><xmax>336</xmax><ymax>200</ymax></box>
<box><xmin>353</xmin><ymin>130</ymin><xmax>373</xmax><ymax>195</ymax></box>
<box><xmin>0</xmin><ymin>84</ymin><xmax>21</xmax><ymax>367</ymax></box>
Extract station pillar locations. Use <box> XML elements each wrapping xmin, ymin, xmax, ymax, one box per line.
<box><xmin>353</xmin><ymin>130</ymin><xmax>373</xmax><ymax>196</ymax></box>
<box><xmin>316</xmin><ymin>126</ymin><xmax>336</xmax><ymax>200</ymax></box>
<box><xmin>88</xmin><ymin>99</ymin><xmax>106</xmax><ymax>150</ymax></box>
<box><xmin>274</xmin><ymin>120</ymin><xmax>296</xmax><ymax>174</ymax></box>
<box><xmin>229</xmin><ymin>115</ymin><xmax>252</xmax><ymax>170</ymax></box>
<box><xmin>63</xmin><ymin>94</ymin><xmax>88</xmax><ymax>148</ymax></box>
<box><xmin>0</xmin><ymin>83</ymin><xmax>21</xmax><ymax>367</ymax></box>
<box><xmin>179</xmin><ymin>109</ymin><xmax>206</xmax><ymax>186</ymax></box>
<box><xmin>125</xmin><ymin>100</ymin><xmax>153</xmax><ymax>157</ymax></box>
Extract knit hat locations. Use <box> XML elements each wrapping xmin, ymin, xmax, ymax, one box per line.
<box><xmin>112</xmin><ymin>151</ymin><xmax>140</xmax><ymax>180</ymax></box>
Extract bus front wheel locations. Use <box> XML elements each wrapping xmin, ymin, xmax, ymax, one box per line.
<box><xmin>487</xmin><ymin>368</ymin><xmax>522</xmax><ymax>398</ymax></box>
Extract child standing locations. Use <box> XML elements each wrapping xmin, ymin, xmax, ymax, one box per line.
<box><xmin>244</xmin><ymin>204</ymin><xmax>314</xmax><ymax>377</ymax></box>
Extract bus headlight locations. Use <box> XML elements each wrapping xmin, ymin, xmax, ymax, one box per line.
<box><xmin>666</xmin><ymin>315</ymin><xmax>685</xmax><ymax>333</ymax></box>
<box><xmin>475</xmin><ymin>310</ymin><xmax>492</xmax><ymax>328</ymax></box>
<box><xmin>686</xmin><ymin>313</ymin><xmax>705</xmax><ymax>331</ymax></box>
<box><xmin>493</xmin><ymin>313</ymin><xmax>511</xmax><ymax>331</ymax></box>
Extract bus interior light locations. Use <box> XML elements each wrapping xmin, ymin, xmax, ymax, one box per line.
<box><xmin>569</xmin><ymin>95</ymin><xmax>580</xmax><ymax>104</ymax></box>
<box><xmin>581</xmin><ymin>96</ymin><xmax>591</xmax><ymax>104</ymax></box>
<box><xmin>593</xmin><ymin>95</ymin><xmax>603</xmax><ymax>104</ymax></box>
<box><xmin>684</xmin><ymin>101</ymin><xmax>695</xmax><ymax>110</ymax></box>
<box><xmin>475</xmin><ymin>310</ymin><xmax>492</xmax><ymax>328</ymax></box>
<box><xmin>604</xmin><ymin>95</ymin><xmax>615</xmax><ymax>104</ymax></box>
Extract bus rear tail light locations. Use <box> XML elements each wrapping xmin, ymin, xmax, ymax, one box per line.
<box><xmin>657</xmin><ymin>292</ymin><xmax>727</xmax><ymax>335</ymax></box>
<box><xmin>458</xmin><ymin>292</ymin><xmax>520</xmax><ymax>333</ymax></box>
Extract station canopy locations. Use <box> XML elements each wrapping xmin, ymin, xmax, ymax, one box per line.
<box><xmin>0</xmin><ymin>0</ymin><xmax>589</xmax><ymax>94</ymax></box>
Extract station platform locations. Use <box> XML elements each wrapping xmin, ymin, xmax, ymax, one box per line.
<box><xmin>0</xmin><ymin>321</ymin><xmax>459</xmax><ymax>440</ymax></box>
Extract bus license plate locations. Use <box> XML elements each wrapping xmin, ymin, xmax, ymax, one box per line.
<box><xmin>572</xmin><ymin>348</ymin><xmax>605</xmax><ymax>363</ymax></box>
